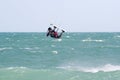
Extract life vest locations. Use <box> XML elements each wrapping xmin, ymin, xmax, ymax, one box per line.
<box><xmin>54</xmin><ymin>32</ymin><xmax>58</xmax><ymax>38</ymax></box>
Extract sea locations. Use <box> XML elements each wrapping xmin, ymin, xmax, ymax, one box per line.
<box><xmin>0</xmin><ymin>32</ymin><xmax>120</xmax><ymax>80</ymax></box>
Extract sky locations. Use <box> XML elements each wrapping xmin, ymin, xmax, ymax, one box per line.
<box><xmin>0</xmin><ymin>0</ymin><xmax>120</xmax><ymax>32</ymax></box>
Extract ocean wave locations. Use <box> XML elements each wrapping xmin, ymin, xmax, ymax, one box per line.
<box><xmin>0</xmin><ymin>67</ymin><xmax>51</xmax><ymax>73</ymax></box>
<box><xmin>100</xmin><ymin>45</ymin><xmax>120</xmax><ymax>48</ymax></box>
<box><xmin>0</xmin><ymin>47</ymin><xmax>13</xmax><ymax>51</ymax></box>
<box><xmin>82</xmin><ymin>38</ymin><xmax>104</xmax><ymax>42</ymax></box>
<box><xmin>20</xmin><ymin>47</ymin><xmax>40</xmax><ymax>50</ymax></box>
<box><xmin>52</xmin><ymin>50</ymin><xmax>58</xmax><ymax>54</ymax></box>
<box><xmin>66</xmin><ymin>36</ymin><xmax>70</xmax><ymax>38</ymax></box>
<box><xmin>6</xmin><ymin>67</ymin><xmax>27</xmax><ymax>70</ymax></box>
<box><xmin>115</xmin><ymin>35</ymin><xmax>120</xmax><ymax>38</ymax></box>
<box><xmin>6</xmin><ymin>67</ymin><xmax>28</xmax><ymax>70</ymax></box>
<box><xmin>57</xmin><ymin>64</ymin><xmax>120</xmax><ymax>73</ymax></box>
<box><xmin>1</xmin><ymin>66</ymin><xmax>120</xmax><ymax>80</ymax></box>
<box><xmin>51</xmin><ymin>45</ymin><xmax>56</xmax><ymax>47</ymax></box>
<box><xmin>0</xmin><ymin>67</ymin><xmax>29</xmax><ymax>73</ymax></box>
<box><xmin>53</xmin><ymin>39</ymin><xmax>62</xmax><ymax>42</ymax></box>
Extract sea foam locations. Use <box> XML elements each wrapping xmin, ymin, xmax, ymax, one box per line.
<box><xmin>82</xmin><ymin>38</ymin><xmax>104</xmax><ymax>42</ymax></box>
<box><xmin>0</xmin><ymin>47</ymin><xmax>12</xmax><ymax>51</ymax></box>
<box><xmin>57</xmin><ymin>64</ymin><xmax>120</xmax><ymax>73</ymax></box>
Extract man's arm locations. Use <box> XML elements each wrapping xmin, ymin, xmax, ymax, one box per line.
<box><xmin>46</xmin><ymin>32</ymin><xmax>49</xmax><ymax>37</ymax></box>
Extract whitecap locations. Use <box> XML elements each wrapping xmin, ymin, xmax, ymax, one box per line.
<box><xmin>0</xmin><ymin>47</ymin><xmax>12</xmax><ymax>51</ymax></box>
<box><xmin>66</xmin><ymin>36</ymin><xmax>70</xmax><ymax>38</ymax></box>
<box><xmin>53</xmin><ymin>39</ymin><xmax>62</xmax><ymax>42</ymax></box>
<box><xmin>115</xmin><ymin>35</ymin><xmax>120</xmax><ymax>38</ymax></box>
<box><xmin>52</xmin><ymin>50</ymin><xmax>58</xmax><ymax>54</ymax></box>
<box><xmin>82</xmin><ymin>64</ymin><xmax>120</xmax><ymax>73</ymax></box>
<box><xmin>6</xmin><ymin>67</ymin><xmax>28</xmax><ymax>73</ymax></box>
<box><xmin>82</xmin><ymin>38</ymin><xmax>104</xmax><ymax>42</ymax></box>
<box><xmin>57</xmin><ymin>39</ymin><xmax>62</xmax><ymax>42</ymax></box>
<box><xmin>57</xmin><ymin>64</ymin><xmax>120</xmax><ymax>73</ymax></box>
<box><xmin>24</xmin><ymin>48</ymin><xmax>32</xmax><ymax>50</ymax></box>
<box><xmin>71</xmin><ymin>48</ymin><xmax>75</xmax><ymax>50</ymax></box>
<box><xmin>7</xmin><ymin>67</ymin><xmax>27</xmax><ymax>70</ymax></box>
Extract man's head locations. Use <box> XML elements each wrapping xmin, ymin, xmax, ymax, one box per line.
<box><xmin>48</xmin><ymin>27</ymin><xmax>52</xmax><ymax>31</ymax></box>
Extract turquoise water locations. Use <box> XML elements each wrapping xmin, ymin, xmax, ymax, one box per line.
<box><xmin>0</xmin><ymin>32</ymin><xmax>120</xmax><ymax>80</ymax></box>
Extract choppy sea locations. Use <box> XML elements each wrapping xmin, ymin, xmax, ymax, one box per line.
<box><xmin>0</xmin><ymin>32</ymin><xmax>120</xmax><ymax>80</ymax></box>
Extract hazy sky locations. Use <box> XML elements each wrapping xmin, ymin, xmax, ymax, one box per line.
<box><xmin>0</xmin><ymin>0</ymin><xmax>120</xmax><ymax>32</ymax></box>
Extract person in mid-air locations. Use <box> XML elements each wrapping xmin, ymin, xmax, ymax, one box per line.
<box><xmin>46</xmin><ymin>25</ymin><xmax>65</xmax><ymax>38</ymax></box>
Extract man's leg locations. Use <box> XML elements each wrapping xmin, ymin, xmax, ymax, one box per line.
<box><xmin>57</xmin><ymin>30</ymin><xmax>65</xmax><ymax>38</ymax></box>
